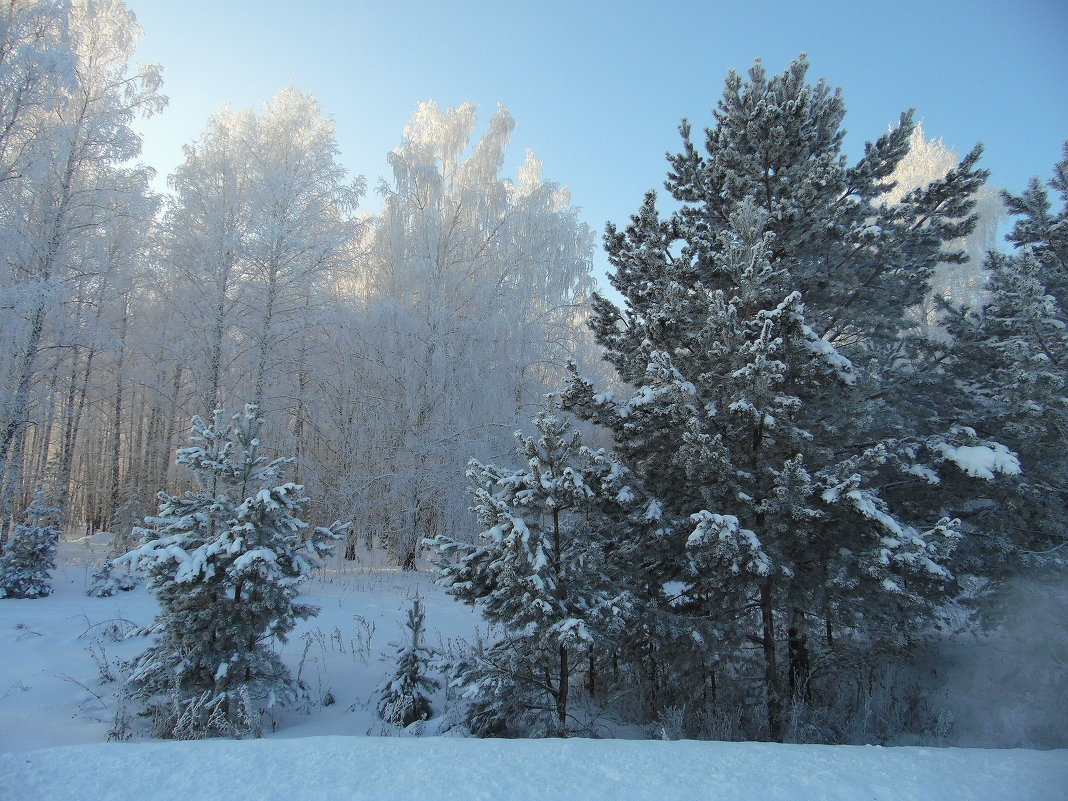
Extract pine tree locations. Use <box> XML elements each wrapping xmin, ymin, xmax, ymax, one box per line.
<box><xmin>377</xmin><ymin>596</ymin><xmax>440</xmax><ymax>727</ymax></box>
<box><xmin>0</xmin><ymin>492</ymin><xmax>61</xmax><ymax>598</ymax></box>
<box><xmin>121</xmin><ymin>406</ymin><xmax>344</xmax><ymax>737</ymax></box>
<box><xmin>944</xmin><ymin>143</ymin><xmax>1068</xmax><ymax>570</ymax></box>
<box><xmin>564</xmin><ymin>57</ymin><xmax>1001</xmax><ymax>739</ymax></box>
<box><xmin>433</xmin><ymin>405</ymin><xmax>632</xmax><ymax>736</ymax></box>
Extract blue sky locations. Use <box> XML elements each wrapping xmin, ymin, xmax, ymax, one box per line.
<box><xmin>127</xmin><ymin>0</ymin><xmax>1067</xmax><ymax>277</ymax></box>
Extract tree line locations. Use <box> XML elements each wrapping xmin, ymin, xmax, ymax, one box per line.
<box><xmin>0</xmin><ymin>0</ymin><xmax>600</xmax><ymax>567</ymax></box>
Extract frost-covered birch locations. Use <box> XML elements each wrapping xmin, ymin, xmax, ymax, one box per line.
<box><xmin>347</xmin><ymin>102</ymin><xmax>597</xmax><ymax>567</ymax></box>
<box><xmin>0</xmin><ymin>0</ymin><xmax>162</xmax><ymax>538</ymax></box>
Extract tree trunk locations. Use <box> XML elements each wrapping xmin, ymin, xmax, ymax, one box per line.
<box><xmin>760</xmin><ymin>580</ymin><xmax>782</xmax><ymax>741</ymax></box>
<box><xmin>57</xmin><ymin>344</ymin><xmax>96</xmax><ymax>526</ymax></box>
<box><xmin>160</xmin><ymin>363</ymin><xmax>184</xmax><ymax>492</ymax></box>
<box><xmin>787</xmin><ymin>607</ymin><xmax>811</xmax><ymax>703</ymax></box>
<box><xmin>108</xmin><ymin>294</ymin><xmax>130</xmax><ymax>528</ymax></box>
<box><xmin>0</xmin><ymin>304</ymin><xmax>46</xmax><ymax>543</ymax></box>
<box><xmin>557</xmin><ymin>643</ymin><xmax>569</xmax><ymax>731</ymax></box>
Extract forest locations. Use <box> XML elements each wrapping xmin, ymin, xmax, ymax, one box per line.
<box><xmin>0</xmin><ymin>0</ymin><xmax>1064</xmax><ymax>751</ymax></box>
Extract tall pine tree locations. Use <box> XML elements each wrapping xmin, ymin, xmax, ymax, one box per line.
<box><xmin>564</xmin><ymin>56</ymin><xmax>1004</xmax><ymax>740</ymax></box>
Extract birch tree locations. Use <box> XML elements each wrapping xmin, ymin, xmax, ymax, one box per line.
<box><xmin>163</xmin><ymin>86</ymin><xmax>362</xmax><ymax>479</ymax></box>
<box><xmin>347</xmin><ymin>102</ymin><xmax>597</xmax><ymax>566</ymax></box>
<box><xmin>0</xmin><ymin>0</ymin><xmax>162</xmax><ymax>540</ymax></box>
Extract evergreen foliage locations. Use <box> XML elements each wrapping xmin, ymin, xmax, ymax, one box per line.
<box><xmin>944</xmin><ymin>143</ymin><xmax>1068</xmax><ymax>571</ymax></box>
<box><xmin>434</xmin><ymin>406</ymin><xmax>632</xmax><ymax>736</ymax></box>
<box><xmin>0</xmin><ymin>492</ymin><xmax>61</xmax><ymax>599</ymax></box>
<box><xmin>86</xmin><ymin>559</ymin><xmax>140</xmax><ymax>597</ymax></box>
<box><xmin>377</xmin><ymin>596</ymin><xmax>440</xmax><ymax>727</ymax></box>
<box><xmin>563</xmin><ymin>56</ymin><xmax>1002</xmax><ymax>739</ymax></box>
<box><xmin>121</xmin><ymin>406</ymin><xmax>344</xmax><ymax>737</ymax></box>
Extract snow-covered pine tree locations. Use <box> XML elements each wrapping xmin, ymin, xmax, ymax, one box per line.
<box><xmin>433</xmin><ymin>405</ymin><xmax>632</xmax><ymax>736</ymax></box>
<box><xmin>121</xmin><ymin>406</ymin><xmax>344</xmax><ymax>737</ymax></box>
<box><xmin>943</xmin><ymin>143</ymin><xmax>1068</xmax><ymax>571</ymax></box>
<box><xmin>564</xmin><ymin>57</ymin><xmax>1003</xmax><ymax>740</ymax></box>
<box><xmin>0</xmin><ymin>492</ymin><xmax>61</xmax><ymax>598</ymax></box>
<box><xmin>377</xmin><ymin>596</ymin><xmax>440</xmax><ymax>727</ymax></box>
<box><xmin>86</xmin><ymin>560</ymin><xmax>121</xmax><ymax>598</ymax></box>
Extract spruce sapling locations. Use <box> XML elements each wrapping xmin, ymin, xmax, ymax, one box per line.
<box><xmin>0</xmin><ymin>492</ymin><xmax>62</xmax><ymax>599</ymax></box>
<box><xmin>378</xmin><ymin>596</ymin><xmax>440</xmax><ymax>727</ymax></box>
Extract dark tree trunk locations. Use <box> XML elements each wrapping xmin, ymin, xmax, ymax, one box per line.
<box><xmin>787</xmin><ymin>608</ymin><xmax>811</xmax><ymax>703</ymax></box>
<box><xmin>557</xmin><ymin>643</ymin><xmax>569</xmax><ymax>730</ymax></box>
<box><xmin>760</xmin><ymin>580</ymin><xmax>783</xmax><ymax>741</ymax></box>
<box><xmin>108</xmin><ymin>295</ymin><xmax>130</xmax><ymax>528</ymax></box>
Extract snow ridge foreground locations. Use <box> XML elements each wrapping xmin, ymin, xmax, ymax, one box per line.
<box><xmin>2</xmin><ymin>736</ymin><xmax>1065</xmax><ymax>801</ymax></box>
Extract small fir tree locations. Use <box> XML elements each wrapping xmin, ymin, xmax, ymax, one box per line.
<box><xmin>121</xmin><ymin>406</ymin><xmax>345</xmax><ymax>737</ymax></box>
<box><xmin>433</xmin><ymin>406</ymin><xmax>632</xmax><ymax>736</ymax></box>
<box><xmin>377</xmin><ymin>596</ymin><xmax>440</xmax><ymax>727</ymax></box>
<box><xmin>0</xmin><ymin>492</ymin><xmax>61</xmax><ymax>599</ymax></box>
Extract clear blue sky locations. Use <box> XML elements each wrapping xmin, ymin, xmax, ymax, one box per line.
<box><xmin>127</xmin><ymin>0</ymin><xmax>1067</xmax><ymax>278</ymax></box>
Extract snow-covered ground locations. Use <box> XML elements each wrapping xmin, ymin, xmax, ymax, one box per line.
<box><xmin>5</xmin><ymin>736</ymin><xmax>1067</xmax><ymax>801</ymax></box>
<box><xmin>0</xmin><ymin>538</ymin><xmax>483</xmax><ymax>752</ymax></box>
<box><xmin>1</xmin><ymin>539</ymin><xmax>1066</xmax><ymax>801</ymax></box>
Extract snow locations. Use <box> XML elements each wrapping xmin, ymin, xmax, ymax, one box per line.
<box><xmin>906</xmin><ymin>463</ymin><xmax>941</xmax><ymax>484</ymax></box>
<box><xmin>230</xmin><ymin>547</ymin><xmax>279</xmax><ymax>572</ymax></box>
<box><xmin>804</xmin><ymin>335</ymin><xmax>856</xmax><ymax>384</ymax></box>
<box><xmin>2</xmin><ymin>735</ymin><xmax>1065</xmax><ymax>801</ymax></box>
<box><xmin>933</xmin><ymin>441</ymin><xmax>1022</xmax><ymax>480</ymax></box>
<box><xmin>836</xmin><ymin>487</ymin><xmax>906</xmax><ymax>540</ymax></box>
<box><xmin>643</xmin><ymin>499</ymin><xmax>663</xmax><ymax>521</ymax></box>
<box><xmin>1</xmin><ymin>540</ymin><xmax>1065</xmax><ymax>801</ymax></box>
<box><xmin>688</xmin><ymin>510</ymin><xmax>772</xmax><ymax>576</ymax></box>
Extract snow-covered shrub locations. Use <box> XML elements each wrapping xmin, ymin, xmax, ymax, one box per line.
<box><xmin>86</xmin><ymin>559</ymin><xmax>140</xmax><ymax>597</ymax></box>
<box><xmin>0</xmin><ymin>492</ymin><xmax>62</xmax><ymax>599</ymax></box>
<box><xmin>108</xmin><ymin>489</ymin><xmax>148</xmax><ymax>557</ymax></box>
<box><xmin>107</xmin><ymin>671</ymin><xmax>134</xmax><ymax>742</ymax></box>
